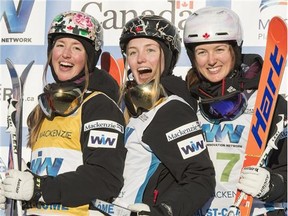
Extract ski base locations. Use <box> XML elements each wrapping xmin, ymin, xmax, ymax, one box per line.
<box><xmin>230</xmin><ymin>16</ymin><xmax>287</xmax><ymax>216</ymax></box>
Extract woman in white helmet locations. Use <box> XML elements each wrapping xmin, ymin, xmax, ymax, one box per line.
<box><xmin>183</xmin><ymin>7</ymin><xmax>287</xmax><ymax>216</ymax></box>
<box><xmin>0</xmin><ymin>11</ymin><xmax>126</xmax><ymax>216</ymax></box>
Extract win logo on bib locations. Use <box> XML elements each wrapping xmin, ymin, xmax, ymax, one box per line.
<box><xmin>88</xmin><ymin>130</ymin><xmax>118</xmax><ymax>148</ymax></box>
<box><xmin>177</xmin><ymin>134</ymin><xmax>206</xmax><ymax>159</ymax></box>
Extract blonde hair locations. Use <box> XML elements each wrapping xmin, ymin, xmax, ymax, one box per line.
<box><xmin>118</xmin><ymin>45</ymin><xmax>164</xmax><ymax>123</ymax></box>
<box><xmin>26</xmin><ymin>53</ymin><xmax>52</xmax><ymax>148</ymax></box>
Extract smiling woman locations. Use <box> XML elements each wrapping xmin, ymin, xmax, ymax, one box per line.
<box><xmin>103</xmin><ymin>14</ymin><xmax>216</xmax><ymax>216</ymax></box>
<box><xmin>183</xmin><ymin>6</ymin><xmax>287</xmax><ymax>216</ymax></box>
<box><xmin>52</xmin><ymin>37</ymin><xmax>87</xmax><ymax>81</ymax></box>
<box><xmin>194</xmin><ymin>43</ymin><xmax>235</xmax><ymax>83</ymax></box>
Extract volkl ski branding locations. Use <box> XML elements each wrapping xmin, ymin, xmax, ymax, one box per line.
<box><xmin>252</xmin><ymin>45</ymin><xmax>284</xmax><ymax>149</ymax></box>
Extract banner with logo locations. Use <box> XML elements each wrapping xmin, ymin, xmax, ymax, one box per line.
<box><xmin>0</xmin><ymin>0</ymin><xmax>287</xmax><ymax>165</ymax></box>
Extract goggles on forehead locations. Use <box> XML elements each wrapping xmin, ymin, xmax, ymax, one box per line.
<box><xmin>38</xmin><ymin>83</ymin><xmax>83</xmax><ymax>119</ymax></box>
<box><xmin>124</xmin><ymin>80</ymin><xmax>167</xmax><ymax>117</ymax></box>
<box><xmin>199</xmin><ymin>91</ymin><xmax>247</xmax><ymax>124</ymax></box>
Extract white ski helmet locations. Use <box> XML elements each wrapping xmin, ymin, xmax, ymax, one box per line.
<box><xmin>183</xmin><ymin>7</ymin><xmax>243</xmax><ymax>47</ymax></box>
<box><xmin>184</xmin><ymin>7</ymin><xmax>243</xmax><ymax>69</ymax></box>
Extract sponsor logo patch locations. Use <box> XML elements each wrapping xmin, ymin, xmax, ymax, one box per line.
<box><xmin>84</xmin><ymin>120</ymin><xmax>124</xmax><ymax>133</ymax></box>
<box><xmin>177</xmin><ymin>134</ymin><xmax>206</xmax><ymax>159</ymax></box>
<box><xmin>88</xmin><ymin>130</ymin><xmax>118</xmax><ymax>148</ymax></box>
<box><xmin>166</xmin><ymin>121</ymin><xmax>201</xmax><ymax>142</ymax></box>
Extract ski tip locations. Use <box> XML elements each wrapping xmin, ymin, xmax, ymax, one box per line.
<box><xmin>100</xmin><ymin>51</ymin><xmax>124</xmax><ymax>86</ymax></box>
<box><xmin>5</xmin><ymin>58</ymin><xmax>35</xmax><ymax>67</ymax></box>
<box><xmin>100</xmin><ymin>51</ymin><xmax>112</xmax><ymax>72</ymax></box>
<box><xmin>5</xmin><ymin>58</ymin><xmax>13</xmax><ymax>66</ymax></box>
<box><xmin>268</xmin><ymin>16</ymin><xmax>287</xmax><ymax>48</ymax></box>
<box><xmin>28</xmin><ymin>60</ymin><xmax>35</xmax><ymax>65</ymax></box>
<box><xmin>26</xmin><ymin>60</ymin><xmax>35</xmax><ymax>70</ymax></box>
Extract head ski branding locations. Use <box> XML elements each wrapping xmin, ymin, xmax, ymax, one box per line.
<box><xmin>251</xmin><ymin>45</ymin><xmax>284</xmax><ymax>149</ymax></box>
<box><xmin>228</xmin><ymin>16</ymin><xmax>287</xmax><ymax>216</ymax></box>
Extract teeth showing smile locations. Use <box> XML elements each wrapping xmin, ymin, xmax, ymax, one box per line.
<box><xmin>208</xmin><ymin>67</ymin><xmax>219</xmax><ymax>73</ymax></box>
<box><xmin>60</xmin><ymin>62</ymin><xmax>73</xmax><ymax>67</ymax></box>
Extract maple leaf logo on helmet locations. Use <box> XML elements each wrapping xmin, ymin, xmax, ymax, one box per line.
<box><xmin>203</xmin><ymin>33</ymin><xmax>210</xmax><ymax>39</ymax></box>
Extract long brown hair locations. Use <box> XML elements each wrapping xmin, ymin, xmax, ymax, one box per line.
<box><xmin>26</xmin><ymin>105</ymin><xmax>45</xmax><ymax>148</ymax></box>
<box><xmin>186</xmin><ymin>68</ymin><xmax>200</xmax><ymax>91</ymax></box>
<box><xmin>26</xmin><ymin>50</ymin><xmax>90</xmax><ymax>148</ymax></box>
<box><xmin>26</xmin><ymin>53</ymin><xmax>52</xmax><ymax>148</ymax></box>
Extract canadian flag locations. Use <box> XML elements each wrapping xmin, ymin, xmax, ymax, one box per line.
<box><xmin>176</xmin><ymin>1</ymin><xmax>193</xmax><ymax>9</ymax></box>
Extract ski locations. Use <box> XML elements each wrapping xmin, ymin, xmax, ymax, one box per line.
<box><xmin>6</xmin><ymin>59</ymin><xmax>34</xmax><ymax>170</ymax></box>
<box><xmin>100</xmin><ymin>52</ymin><xmax>124</xmax><ymax>86</ymax></box>
<box><xmin>0</xmin><ymin>157</ymin><xmax>7</xmax><ymax>216</ymax></box>
<box><xmin>227</xmin><ymin>16</ymin><xmax>287</xmax><ymax>216</ymax></box>
<box><xmin>5</xmin><ymin>59</ymin><xmax>34</xmax><ymax>216</ymax></box>
<box><xmin>227</xmin><ymin>118</ymin><xmax>287</xmax><ymax>216</ymax></box>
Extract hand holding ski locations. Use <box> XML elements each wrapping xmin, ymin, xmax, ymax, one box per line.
<box><xmin>227</xmin><ymin>118</ymin><xmax>286</xmax><ymax>215</ymax></box>
<box><xmin>5</xmin><ymin>59</ymin><xmax>34</xmax><ymax>216</ymax></box>
<box><xmin>227</xmin><ymin>16</ymin><xmax>287</xmax><ymax>216</ymax></box>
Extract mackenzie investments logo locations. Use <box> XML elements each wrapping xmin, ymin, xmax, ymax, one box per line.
<box><xmin>259</xmin><ymin>0</ymin><xmax>288</xmax><ymax>11</ymax></box>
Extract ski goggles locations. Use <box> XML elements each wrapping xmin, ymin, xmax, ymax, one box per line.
<box><xmin>199</xmin><ymin>91</ymin><xmax>247</xmax><ymax>124</ymax></box>
<box><xmin>124</xmin><ymin>80</ymin><xmax>166</xmax><ymax>117</ymax></box>
<box><xmin>38</xmin><ymin>83</ymin><xmax>83</xmax><ymax>119</ymax></box>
